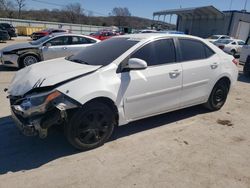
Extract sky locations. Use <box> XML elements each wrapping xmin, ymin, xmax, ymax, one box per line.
<box><xmin>26</xmin><ymin>0</ymin><xmax>250</xmax><ymax>19</ymax></box>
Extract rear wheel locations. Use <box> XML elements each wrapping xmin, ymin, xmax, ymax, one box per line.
<box><xmin>230</xmin><ymin>49</ymin><xmax>236</xmax><ymax>56</ymax></box>
<box><xmin>204</xmin><ymin>80</ymin><xmax>229</xmax><ymax>111</ymax></box>
<box><xmin>65</xmin><ymin>101</ymin><xmax>116</xmax><ymax>150</ymax></box>
<box><xmin>243</xmin><ymin>64</ymin><xmax>250</xmax><ymax>76</ymax></box>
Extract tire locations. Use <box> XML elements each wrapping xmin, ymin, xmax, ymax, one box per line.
<box><xmin>65</xmin><ymin>101</ymin><xmax>116</xmax><ymax>150</ymax></box>
<box><xmin>231</xmin><ymin>49</ymin><xmax>236</xmax><ymax>56</ymax></box>
<box><xmin>19</xmin><ymin>54</ymin><xmax>39</xmax><ymax>68</ymax></box>
<box><xmin>204</xmin><ymin>80</ymin><xmax>229</xmax><ymax>111</ymax></box>
<box><xmin>243</xmin><ymin>64</ymin><xmax>250</xmax><ymax>76</ymax></box>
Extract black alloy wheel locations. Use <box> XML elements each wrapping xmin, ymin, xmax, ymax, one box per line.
<box><xmin>65</xmin><ymin>101</ymin><xmax>116</xmax><ymax>150</ymax></box>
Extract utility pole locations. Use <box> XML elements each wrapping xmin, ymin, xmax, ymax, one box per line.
<box><xmin>244</xmin><ymin>0</ymin><xmax>248</xmax><ymax>10</ymax></box>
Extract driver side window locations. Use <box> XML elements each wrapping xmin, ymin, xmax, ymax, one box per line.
<box><xmin>131</xmin><ymin>39</ymin><xmax>176</xmax><ymax>66</ymax></box>
<box><xmin>46</xmin><ymin>36</ymin><xmax>70</xmax><ymax>46</ymax></box>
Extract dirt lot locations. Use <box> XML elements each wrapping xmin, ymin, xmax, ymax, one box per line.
<box><xmin>0</xmin><ymin>37</ymin><xmax>250</xmax><ymax>188</ymax></box>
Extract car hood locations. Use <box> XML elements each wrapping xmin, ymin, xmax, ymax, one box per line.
<box><xmin>8</xmin><ymin>58</ymin><xmax>101</xmax><ymax>96</ymax></box>
<box><xmin>2</xmin><ymin>42</ymin><xmax>38</xmax><ymax>52</ymax></box>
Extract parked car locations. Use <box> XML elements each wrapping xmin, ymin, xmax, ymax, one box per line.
<box><xmin>214</xmin><ymin>39</ymin><xmax>245</xmax><ymax>55</ymax></box>
<box><xmin>156</xmin><ymin>30</ymin><xmax>185</xmax><ymax>34</ymax></box>
<box><xmin>90</xmin><ymin>30</ymin><xmax>119</xmax><ymax>40</ymax></box>
<box><xmin>0</xmin><ymin>33</ymin><xmax>100</xmax><ymax>68</ymax></box>
<box><xmin>239</xmin><ymin>35</ymin><xmax>250</xmax><ymax>65</ymax></box>
<box><xmin>207</xmin><ymin>35</ymin><xmax>231</xmax><ymax>43</ymax></box>
<box><xmin>0</xmin><ymin>23</ymin><xmax>17</xmax><ymax>39</ymax></box>
<box><xmin>243</xmin><ymin>57</ymin><xmax>250</xmax><ymax>76</ymax></box>
<box><xmin>31</xmin><ymin>28</ymin><xmax>69</xmax><ymax>40</ymax></box>
<box><xmin>8</xmin><ymin>34</ymin><xmax>238</xmax><ymax>150</ymax></box>
<box><xmin>0</xmin><ymin>29</ymin><xmax>10</xmax><ymax>41</ymax></box>
<box><xmin>240</xmin><ymin>36</ymin><xmax>250</xmax><ymax>76</ymax></box>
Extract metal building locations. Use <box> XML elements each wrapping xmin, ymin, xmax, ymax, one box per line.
<box><xmin>153</xmin><ymin>6</ymin><xmax>250</xmax><ymax>41</ymax></box>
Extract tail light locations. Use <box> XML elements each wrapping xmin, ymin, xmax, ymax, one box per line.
<box><xmin>219</xmin><ymin>45</ymin><xmax>224</xmax><ymax>50</ymax></box>
<box><xmin>232</xmin><ymin>59</ymin><xmax>238</xmax><ymax>66</ymax></box>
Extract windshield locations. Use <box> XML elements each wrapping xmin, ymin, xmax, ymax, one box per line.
<box><xmin>210</xmin><ymin>35</ymin><xmax>219</xmax><ymax>39</ymax></box>
<box><xmin>30</xmin><ymin>35</ymin><xmax>52</xmax><ymax>45</ymax></box>
<box><xmin>215</xmin><ymin>39</ymin><xmax>233</xmax><ymax>44</ymax></box>
<box><xmin>67</xmin><ymin>37</ymin><xmax>139</xmax><ymax>66</ymax></box>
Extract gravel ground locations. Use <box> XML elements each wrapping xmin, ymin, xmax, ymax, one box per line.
<box><xmin>0</xmin><ymin>37</ymin><xmax>250</xmax><ymax>188</ymax></box>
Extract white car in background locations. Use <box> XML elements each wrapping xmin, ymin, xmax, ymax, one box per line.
<box><xmin>239</xmin><ymin>36</ymin><xmax>250</xmax><ymax>65</ymax></box>
<box><xmin>214</xmin><ymin>39</ymin><xmax>245</xmax><ymax>55</ymax></box>
<box><xmin>8</xmin><ymin>34</ymin><xmax>238</xmax><ymax>150</ymax></box>
<box><xmin>207</xmin><ymin>35</ymin><xmax>231</xmax><ymax>43</ymax></box>
<box><xmin>0</xmin><ymin>33</ymin><xmax>100</xmax><ymax>68</ymax></box>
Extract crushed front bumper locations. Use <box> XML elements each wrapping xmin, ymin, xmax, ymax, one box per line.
<box><xmin>0</xmin><ymin>53</ymin><xmax>19</xmax><ymax>67</ymax></box>
<box><xmin>11</xmin><ymin>106</ymin><xmax>65</xmax><ymax>138</ymax></box>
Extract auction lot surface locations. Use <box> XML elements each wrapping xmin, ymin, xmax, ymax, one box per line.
<box><xmin>0</xmin><ymin>37</ymin><xmax>250</xmax><ymax>188</ymax></box>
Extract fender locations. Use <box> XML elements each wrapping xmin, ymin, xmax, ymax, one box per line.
<box><xmin>17</xmin><ymin>50</ymin><xmax>42</xmax><ymax>66</ymax></box>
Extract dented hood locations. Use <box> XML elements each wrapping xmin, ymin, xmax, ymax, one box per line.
<box><xmin>8</xmin><ymin>58</ymin><xmax>101</xmax><ymax>96</ymax></box>
<box><xmin>2</xmin><ymin>42</ymin><xmax>39</xmax><ymax>52</ymax></box>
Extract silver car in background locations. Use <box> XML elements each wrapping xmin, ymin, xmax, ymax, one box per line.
<box><xmin>0</xmin><ymin>33</ymin><xmax>100</xmax><ymax>68</ymax></box>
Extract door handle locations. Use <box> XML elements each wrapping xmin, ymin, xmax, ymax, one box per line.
<box><xmin>210</xmin><ymin>63</ymin><xmax>218</xmax><ymax>69</ymax></box>
<box><xmin>169</xmin><ymin>70</ymin><xmax>181</xmax><ymax>78</ymax></box>
<box><xmin>62</xmin><ymin>47</ymin><xmax>67</xmax><ymax>50</ymax></box>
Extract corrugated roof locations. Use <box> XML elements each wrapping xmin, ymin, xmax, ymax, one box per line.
<box><xmin>153</xmin><ymin>6</ymin><xmax>224</xmax><ymax>19</ymax></box>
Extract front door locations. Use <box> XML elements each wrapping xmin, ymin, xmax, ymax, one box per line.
<box><xmin>42</xmin><ymin>36</ymin><xmax>71</xmax><ymax>60</ymax></box>
<box><xmin>122</xmin><ymin>39</ymin><xmax>182</xmax><ymax>120</ymax></box>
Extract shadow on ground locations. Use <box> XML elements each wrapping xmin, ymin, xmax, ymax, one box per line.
<box><xmin>0</xmin><ymin>105</ymin><xmax>208</xmax><ymax>174</ymax></box>
<box><xmin>0</xmin><ymin>65</ymin><xmax>18</xmax><ymax>72</ymax></box>
<box><xmin>238</xmin><ymin>71</ymin><xmax>250</xmax><ymax>83</ymax></box>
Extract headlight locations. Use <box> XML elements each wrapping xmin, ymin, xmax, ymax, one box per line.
<box><xmin>13</xmin><ymin>90</ymin><xmax>62</xmax><ymax>117</ymax></box>
<box><xmin>24</xmin><ymin>90</ymin><xmax>61</xmax><ymax>108</ymax></box>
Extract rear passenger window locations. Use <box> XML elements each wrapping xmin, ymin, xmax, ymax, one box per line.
<box><xmin>179</xmin><ymin>39</ymin><xmax>214</xmax><ymax>61</ymax></box>
<box><xmin>131</xmin><ymin>39</ymin><xmax>176</xmax><ymax>66</ymax></box>
<box><xmin>204</xmin><ymin>45</ymin><xmax>215</xmax><ymax>58</ymax></box>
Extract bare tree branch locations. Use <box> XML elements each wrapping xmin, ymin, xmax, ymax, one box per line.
<box><xmin>112</xmin><ymin>7</ymin><xmax>131</xmax><ymax>27</ymax></box>
<box><xmin>0</xmin><ymin>0</ymin><xmax>15</xmax><ymax>18</ymax></box>
<box><xmin>15</xmin><ymin>0</ymin><xmax>25</xmax><ymax>18</ymax></box>
<box><xmin>63</xmin><ymin>3</ymin><xmax>84</xmax><ymax>23</ymax></box>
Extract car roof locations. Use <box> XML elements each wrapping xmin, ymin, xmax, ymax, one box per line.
<box><xmin>115</xmin><ymin>33</ymin><xmax>202</xmax><ymax>41</ymax></box>
<box><xmin>48</xmin><ymin>33</ymin><xmax>100</xmax><ymax>41</ymax></box>
<box><xmin>212</xmin><ymin>35</ymin><xmax>229</xmax><ymax>37</ymax></box>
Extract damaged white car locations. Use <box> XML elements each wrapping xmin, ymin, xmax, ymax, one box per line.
<box><xmin>8</xmin><ymin>34</ymin><xmax>238</xmax><ymax>150</ymax></box>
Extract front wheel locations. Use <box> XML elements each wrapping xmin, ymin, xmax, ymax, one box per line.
<box><xmin>65</xmin><ymin>101</ymin><xmax>116</xmax><ymax>150</ymax></box>
<box><xmin>20</xmin><ymin>55</ymin><xmax>39</xmax><ymax>68</ymax></box>
<box><xmin>204</xmin><ymin>80</ymin><xmax>229</xmax><ymax>111</ymax></box>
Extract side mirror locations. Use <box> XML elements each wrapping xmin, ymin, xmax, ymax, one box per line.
<box><xmin>127</xmin><ymin>58</ymin><xmax>147</xmax><ymax>70</ymax></box>
<box><xmin>45</xmin><ymin>43</ymin><xmax>51</xmax><ymax>48</ymax></box>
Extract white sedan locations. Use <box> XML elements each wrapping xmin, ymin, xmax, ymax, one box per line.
<box><xmin>214</xmin><ymin>39</ymin><xmax>245</xmax><ymax>55</ymax></box>
<box><xmin>8</xmin><ymin>34</ymin><xmax>238</xmax><ymax>150</ymax></box>
<box><xmin>207</xmin><ymin>35</ymin><xmax>231</xmax><ymax>43</ymax></box>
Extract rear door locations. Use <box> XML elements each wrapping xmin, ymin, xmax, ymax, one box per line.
<box><xmin>178</xmin><ymin>38</ymin><xmax>220</xmax><ymax>107</ymax></box>
<box><xmin>67</xmin><ymin>36</ymin><xmax>97</xmax><ymax>55</ymax></box>
<box><xmin>122</xmin><ymin>38</ymin><xmax>183</xmax><ymax>120</ymax></box>
<box><xmin>42</xmin><ymin>36</ymin><xmax>71</xmax><ymax>60</ymax></box>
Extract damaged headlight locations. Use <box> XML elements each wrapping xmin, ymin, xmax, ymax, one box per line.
<box><xmin>12</xmin><ymin>90</ymin><xmax>69</xmax><ymax>117</ymax></box>
<box><xmin>21</xmin><ymin>90</ymin><xmax>61</xmax><ymax>110</ymax></box>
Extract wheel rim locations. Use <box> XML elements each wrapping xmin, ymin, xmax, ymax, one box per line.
<box><xmin>23</xmin><ymin>56</ymin><xmax>37</xmax><ymax>66</ymax></box>
<box><xmin>75</xmin><ymin>110</ymin><xmax>110</xmax><ymax>145</ymax></box>
<box><xmin>213</xmin><ymin>87</ymin><xmax>226</xmax><ymax>106</ymax></box>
